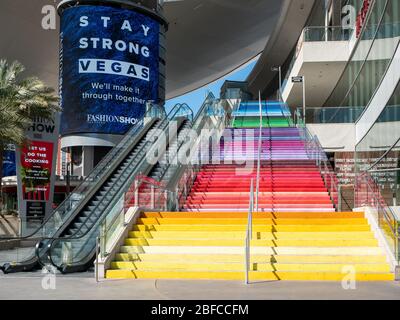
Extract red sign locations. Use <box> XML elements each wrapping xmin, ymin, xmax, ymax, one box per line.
<box><xmin>20</xmin><ymin>140</ymin><xmax>54</xmax><ymax>201</ymax></box>
<box><xmin>356</xmin><ymin>0</ymin><xmax>372</xmax><ymax>38</ymax></box>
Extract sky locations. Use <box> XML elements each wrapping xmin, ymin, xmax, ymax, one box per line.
<box><xmin>165</xmin><ymin>56</ymin><xmax>259</xmax><ymax>115</ymax></box>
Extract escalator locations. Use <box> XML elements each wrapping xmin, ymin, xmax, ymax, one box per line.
<box><xmin>0</xmin><ymin>115</ymin><xmax>162</xmax><ymax>273</ymax></box>
<box><xmin>0</xmin><ymin>104</ymin><xmax>187</xmax><ymax>273</ymax></box>
<box><xmin>147</xmin><ymin>119</ymin><xmax>192</xmax><ymax>182</ymax></box>
<box><xmin>33</xmin><ymin>105</ymin><xmax>194</xmax><ymax>273</ymax></box>
<box><xmin>55</xmin><ymin>95</ymin><xmax>234</xmax><ymax>276</ymax></box>
<box><xmin>64</xmin><ymin>120</ymin><xmax>162</xmax><ymax>238</ymax></box>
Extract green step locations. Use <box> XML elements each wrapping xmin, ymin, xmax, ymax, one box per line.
<box><xmin>233</xmin><ymin>117</ymin><xmax>291</xmax><ymax>128</ymax></box>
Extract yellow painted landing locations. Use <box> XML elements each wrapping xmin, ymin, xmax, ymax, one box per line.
<box><xmin>106</xmin><ymin>211</ymin><xmax>394</xmax><ymax>281</ymax></box>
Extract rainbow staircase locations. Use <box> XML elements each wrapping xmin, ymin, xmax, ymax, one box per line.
<box><xmin>106</xmin><ymin>101</ymin><xmax>394</xmax><ymax>281</ymax></box>
<box><xmin>184</xmin><ymin>127</ymin><xmax>334</xmax><ymax>212</ymax></box>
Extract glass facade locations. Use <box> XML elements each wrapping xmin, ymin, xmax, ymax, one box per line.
<box><xmin>325</xmin><ymin>0</ymin><xmax>400</xmax><ymax>120</ymax></box>
<box><xmin>301</xmin><ymin>106</ymin><xmax>364</xmax><ymax>123</ymax></box>
<box><xmin>354</xmin><ymin>81</ymin><xmax>400</xmax><ymax>261</ymax></box>
<box><xmin>355</xmin><ymin>81</ymin><xmax>400</xmax><ymax>205</ymax></box>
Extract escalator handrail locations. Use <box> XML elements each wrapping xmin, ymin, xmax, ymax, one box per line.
<box><xmin>36</xmin><ymin>104</ymin><xmax>194</xmax><ymax>268</ymax></box>
<box><xmin>57</xmin><ymin>101</ymin><xmax>225</xmax><ymax>268</ymax></box>
<box><xmin>43</xmin><ymin>118</ymin><xmax>161</xmax><ymax>242</ymax></box>
<box><xmin>0</xmin><ymin>104</ymin><xmax>163</xmax><ymax>243</ymax></box>
<box><xmin>167</xmin><ymin>100</ymin><xmax>230</xmax><ymax>205</ymax></box>
<box><xmin>160</xmin><ymin>97</ymin><xmax>227</xmax><ymax>191</ymax></box>
<box><xmin>61</xmin><ymin>103</ymin><xmax>193</xmax><ymax>238</ymax></box>
<box><xmin>53</xmin><ymin>105</ymin><xmax>188</xmax><ymax>239</ymax></box>
<box><xmin>157</xmin><ymin>94</ymin><xmax>220</xmax><ymax>186</ymax></box>
<box><xmin>135</xmin><ymin>93</ymin><xmax>218</xmax><ymax>194</ymax></box>
<box><xmin>42</xmin><ymin>119</ymin><xmax>188</xmax><ymax>269</ymax></box>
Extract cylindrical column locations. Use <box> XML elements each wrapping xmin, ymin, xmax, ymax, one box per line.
<box><xmin>57</xmin><ymin>0</ymin><xmax>168</xmax><ymax>172</ymax></box>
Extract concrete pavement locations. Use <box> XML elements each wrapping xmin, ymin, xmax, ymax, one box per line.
<box><xmin>0</xmin><ymin>272</ymin><xmax>399</xmax><ymax>300</ymax></box>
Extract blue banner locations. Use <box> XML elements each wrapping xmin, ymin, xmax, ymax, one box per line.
<box><xmin>60</xmin><ymin>5</ymin><xmax>160</xmax><ymax>135</ymax></box>
<box><xmin>2</xmin><ymin>144</ymin><xmax>16</xmax><ymax>177</ymax></box>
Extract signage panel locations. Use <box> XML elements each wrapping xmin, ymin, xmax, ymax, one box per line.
<box><xmin>59</xmin><ymin>5</ymin><xmax>160</xmax><ymax>135</ymax></box>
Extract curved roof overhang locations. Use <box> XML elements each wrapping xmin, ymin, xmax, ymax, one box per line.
<box><xmin>0</xmin><ymin>0</ymin><xmax>285</xmax><ymax>99</ymax></box>
<box><xmin>246</xmin><ymin>0</ymin><xmax>316</xmax><ymax>98</ymax></box>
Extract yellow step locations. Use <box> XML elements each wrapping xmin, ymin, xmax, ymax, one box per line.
<box><xmin>115</xmin><ymin>253</ymin><xmax>388</xmax><ymax>264</ymax></box>
<box><xmin>138</xmin><ymin>218</ymin><xmax>368</xmax><ymax>225</ymax></box>
<box><xmin>124</xmin><ymin>238</ymin><xmax>379</xmax><ymax>247</ymax></box>
<box><xmin>129</xmin><ymin>231</ymin><xmax>376</xmax><ymax>240</ymax></box>
<box><xmin>106</xmin><ymin>270</ymin><xmax>394</xmax><ymax>281</ymax></box>
<box><xmin>110</xmin><ymin>261</ymin><xmax>391</xmax><ymax>273</ymax></box>
<box><xmin>119</xmin><ymin>246</ymin><xmax>385</xmax><ymax>255</ymax></box>
<box><xmin>143</xmin><ymin>211</ymin><xmax>362</xmax><ymax>219</ymax></box>
<box><xmin>133</xmin><ymin>224</ymin><xmax>371</xmax><ymax>232</ymax></box>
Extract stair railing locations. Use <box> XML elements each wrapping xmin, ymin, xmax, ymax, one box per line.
<box><xmin>170</xmin><ymin>98</ymin><xmax>234</xmax><ymax>211</ymax></box>
<box><xmin>229</xmin><ymin>96</ymin><xmax>242</xmax><ymax>128</ymax></box>
<box><xmin>99</xmin><ymin>176</ymin><xmax>174</xmax><ymax>259</ymax></box>
<box><xmin>80</xmin><ymin>115</ymin><xmax>191</xmax><ymax>259</ymax></box>
<box><xmin>255</xmin><ymin>93</ymin><xmax>263</xmax><ymax>212</ymax></box>
<box><xmin>99</xmin><ymin>97</ymin><xmax>233</xmax><ymax>257</ymax></box>
<box><xmin>36</xmin><ymin>103</ymin><xmax>195</xmax><ymax>271</ymax></box>
<box><xmin>355</xmin><ymin>172</ymin><xmax>399</xmax><ymax>268</ymax></box>
<box><xmin>277</xmin><ymin>91</ymin><xmax>294</xmax><ymax>127</ymax></box>
<box><xmin>156</xmin><ymin>93</ymin><xmax>218</xmax><ymax>197</ymax></box>
<box><xmin>245</xmin><ymin>178</ymin><xmax>254</xmax><ymax>285</ymax></box>
<box><xmin>296</xmin><ymin>113</ymin><xmax>340</xmax><ymax>210</ymax></box>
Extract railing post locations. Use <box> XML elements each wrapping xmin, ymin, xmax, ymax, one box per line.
<box><xmin>183</xmin><ymin>174</ymin><xmax>188</xmax><ymax>197</ymax></box>
<box><xmin>338</xmin><ymin>184</ymin><xmax>342</xmax><ymax>212</ymax></box>
<box><xmin>245</xmin><ymin>235</ymin><xmax>249</xmax><ymax>285</ymax></box>
<box><xmin>250</xmin><ymin>179</ymin><xmax>254</xmax><ymax>238</ymax></box>
<box><xmin>256</xmin><ymin>92</ymin><xmax>262</xmax><ymax>212</ymax></box>
<box><xmin>150</xmin><ymin>185</ymin><xmax>155</xmax><ymax>209</ymax></box>
<box><xmin>100</xmin><ymin>221</ymin><xmax>107</xmax><ymax>257</ymax></box>
<box><xmin>245</xmin><ymin>178</ymin><xmax>254</xmax><ymax>285</ymax></box>
<box><xmin>175</xmin><ymin>186</ymin><xmax>180</xmax><ymax>211</ymax></box>
<box><xmin>120</xmin><ymin>208</ymin><xmax>125</xmax><ymax>227</ymax></box>
<box><xmin>95</xmin><ymin>236</ymin><xmax>100</xmax><ymax>283</ymax></box>
<box><xmin>134</xmin><ymin>180</ymin><xmax>139</xmax><ymax>206</ymax></box>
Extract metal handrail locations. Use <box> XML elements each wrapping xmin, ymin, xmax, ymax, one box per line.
<box><xmin>245</xmin><ymin>178</ymin><xmax>254</xmax><ymax>285</ymax></box>
<box><xmin>357</xmin><ymin>173</ymin><xmax>399</xmax><ymax>263</ymax></box>
<box><xmin>255</xmin><ymin>93</ymin><xmax>262</xmax><ymax>212</ymax></box>
<box><xmin>277</xmin><ymin>91</ymin><xmax>294</xmax><ymax>127</ymax></box>
<box><xmin>368</xmin><ymin>168</ymin><xmax>400</xmax><ymax>173</ymax></box>
<box><xmin>40</xmin><ymin>97</ymin><xmax>230</xmax><ymax>271</ymax></box>
<box><xmin>365</xmin><ymin>136</ymin><xmax>400</xmax><ymax>172</ymax></box>
<box><xmin>308</xmin><ymin>105</ymin><xmax>364</xmax><ymax>124</ymax></box>
<box><xmin>173</xmin><ymin>99</ymin><xmax>232</xmax><ymax>210</ymax></box>
<box><xmin>297</xmin><ymin>116</ymin><xmax>341</xmax><ymax>210</ymax></box>
<box><xmin>53</xmin><ymin>98</ymin><xmax>228</xmax><ymax>269</ymax></box>
<box><xmin>48</xmin><ymin>107</ymin><xmax>186</xmax><ymax>241</ymax></box>
<box><xmin>98</xmin><ymin>177</ymin><xmax>175</xmax><ymax>260</ymax></box>
<box><xmin>35</xmin><ymin>103</ymin><xmax>193</xmax><ymax>270</ymax></box>
<box><xmin>358</xmin><ymin>172</ymin><xmax>398</xmax><ymax>230</ymax></box>
<box><xmin>230</xmin><ymin>94</ymin><xmax>244</xmax><ymax>127</ymax></box>
<box><xmin>155</xmin><ymin>93</ymin><xmax>217</xmax><ymax>189</ymax></box>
